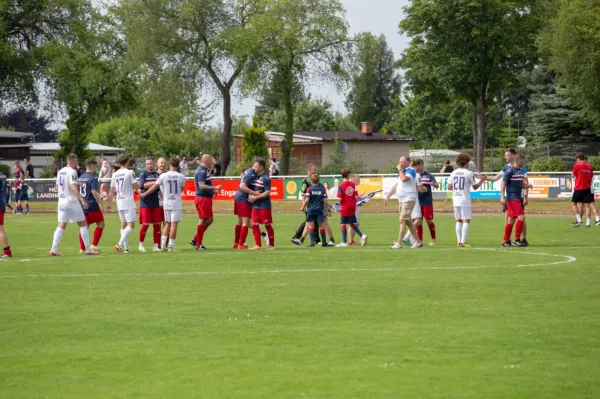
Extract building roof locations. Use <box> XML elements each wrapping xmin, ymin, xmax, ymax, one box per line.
<box><xmin>295</xmin><ymin>131</ymin><xmax>414</xmax><ymax>142</ymax></box>
<box><xmin>410</xmin><ymin>149</ymin><xmax>460</xmax><ymax>157</ymax></box>
<box><xmin>30</xmin><ymin>142</ymin><xmax>124</xmax><ymax>152</ymax></box>
<box><xmin>0</xmin><ymin>131</ymin><xmax>34</xmax><ymax>139</ymax></box>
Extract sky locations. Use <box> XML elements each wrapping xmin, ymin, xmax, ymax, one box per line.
<box><xmin>227</xmin><ymin>0</ymin><xmax>412</xmax><ymax>123</ymax></box>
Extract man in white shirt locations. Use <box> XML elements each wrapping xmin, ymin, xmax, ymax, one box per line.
<box><xmin>110</xmin><ymin>155</ymin><xmax>140</xmax><ymax>253</ymax></box>
<box><xmin>448</xmin><ymin>153</ymin><xmax>485</xmax><ymax>247</ymax></box>
<box><xmin>384</xmin><ymin>156</ymin><xmax>423</xmax><ymax>249</ymax></box>
<box><xmin>50</xmin><ymin>153</ymin><xmax>99</xmax><ymax>256</ymax></box>
<box><xmin>140</xmin><ymin>158</ymin><xmax>185</xmax><ymax>251</ymax></box>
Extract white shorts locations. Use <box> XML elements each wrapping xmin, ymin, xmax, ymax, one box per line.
<box><xmin>58</xmin><ymin>207</ymin><xmax>85</xmax><ymax>223</ymax></box>
<box><xmin>164</xmin><ymin>209</ymin><xmax>182</xmax><ymax>223</ymax></box>
<box><xmin>411</xmin><ymin>200</ymin><xmax>422</xmax><ymax>220</ymax></box>
<box><xmin>454</xmin><ymin>206</ymin><xmax>472</xmax><ymax>221</ymax></box>
<box><xmin>118</xmin><ymin>208</ymin><xmax>137</xmax><ymax>223</ymax></box>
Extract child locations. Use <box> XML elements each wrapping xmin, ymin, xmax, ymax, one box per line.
<box><xmin>301</xmin><ymin>173</ymin><xmax>330</xmax><ymax>247</ymax></box>
<box><xmin>337</xmin><ymin>169</ymin><xmax>367</xmax><ymax>247</ymax></box>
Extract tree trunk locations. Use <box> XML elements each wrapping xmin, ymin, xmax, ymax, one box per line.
<box><xmin>221</xmin><ymin>88</ymin><xmax>232</xmax><ymax>174</ymax></box>
<box><xmin>281</xmin><ymin>64</ymin><xmax>294</xmax><ymax>175</ymax></box>
<box><xmin>476</xmin><ymin>85</ymin><xmax>487</xmax><ymax>172</ymax></box>
<box><xmin>471</xmin><ymin>103</ymin><xmax>477</xmax><ymax>167</ymax></box>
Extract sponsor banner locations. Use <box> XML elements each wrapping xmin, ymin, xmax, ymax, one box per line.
<box><xmin>283</xmin><ymin>177</ymin><xmax>347</xmax><ymax>200</ymax></box>
<box><xmin>594</xmin><ymin>176</ymin><xmax>600</xmax><ymax>199</ymax></box>
<box><xmin>354</xmin><ymin>177</ymin><xmax>383</xmax><ymax>199</ymax></box>
<box><xmin>31</xmin><ymin>182</ymin><xmax>59</xmax><ymax>202</ymax></box>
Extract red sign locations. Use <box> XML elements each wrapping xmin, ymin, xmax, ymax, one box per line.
<box><xmin>181</xmin><ymin>179</ymin><xmax>284</xmax><ymax>201</ymax></box>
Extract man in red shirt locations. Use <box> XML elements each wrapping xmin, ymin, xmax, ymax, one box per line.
<box><xmin>571</xmin><ymin>152</ymin><xmax>595</xmax><ymax>227</ymax></box>
<box><xmin>336</xmin><ymin>168</ymin><xmax>367</xmax><ymax>247</ymax></box>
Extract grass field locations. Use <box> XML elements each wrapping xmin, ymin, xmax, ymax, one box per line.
<box><xmin>1</xmin><ymin>212</ymin><xmax>599</xmax><ymax>398</ymax></box>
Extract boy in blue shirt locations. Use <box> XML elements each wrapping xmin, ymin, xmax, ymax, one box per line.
<box><xmin>301</xmin><ymin>173</ymin><xmax>329</xmax><ymax>247</ymax></box>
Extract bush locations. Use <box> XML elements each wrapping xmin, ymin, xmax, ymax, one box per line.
<box><xmin>39</xmin><ymin>164</ymin><xmax>57</xmax><ymax>178</ymax></box>
<box><xmin>0</xmin><ymin>164</ymin><xmax>11</xmax><ymax>178</ymax></box>
<box><xmin>379</xmin><ymin>161</ymin><xmax>399</xmax><ymax>174</ymax></box>
<box><xmin>242</xmin><ymin>117</ymin><xmax>268</xmax><ymax>165</ymax></box>
<box><xmin>587</xmin><ymin>156</ymin><xmax>600</xmax><ymax>171</ymax></box>
<box><xmin>528</xmin><ymin>156</ymin><xmax>568</xmax><ymax>172</ymax></box>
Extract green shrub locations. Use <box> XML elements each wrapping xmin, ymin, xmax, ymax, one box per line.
<box><xmin>587</xmin><ymin>156</ymin><xmax>600</xmax><ymax>171</ymax></box>
<box><xmin>242</xmin><ymin>117</ymin><xmax>268</xmax><ymax>165</ymax></box>
<box><xmin>0</xmin><ymin>164</ymin><xmax>11</xmax><ymax>178</ymax></box>
<box><xmin>528</xmin><ymin>156</ymin><xmax>568</xmax><ymax>172</ymax></box>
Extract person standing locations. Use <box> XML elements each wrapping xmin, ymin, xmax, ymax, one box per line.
<box><xmin>417</xmin><ymin>160</ymin><xmax>439</xmax><ymax>245</ymax></box>
<box><xmin>50</xmin><ymin>153</ymin><xmax>99</xmax><ymax>256</ymax></box>
<box><xmin>336</xmin><ymin>169</ymin><xmax>367</xmax><ymax>247</ymax></box>
<box><xmin>384</xmin><ymin>156</ymin><xmax>423</xmax><ymax>249</ymax></box>
<box><xmin>0</xmin><ymin>170</ymin><xmax>13</xmax><ymax>259</ymax></box>
<box><xmin>269</xmin><ymin>157</ymin><xmax>279</xmax><ymax>176</ymax></box>
<box><xmin>448</xmin><ymin>154</ymin><xmax>485</xmax><ymax>247</ymax></box>
<box><xmin>110</xmin><ymin>155</ymin><xmax>139</xmax><ymax>253</ymax></box>
<box><xmin>301</xmin><ymin>173</ymin><xmax>330</xmax><ymax>247</ymax></box>
<box><xmin>571</xmin><ymin>152</ymin><xmax>595</xmax><ymax>228</ymax></box>
<box><xmin>24</xmin><ymin>158</ymin><xmax>34</xmax><ymax>179</ymax></box>
<box><xmin>440</xmin><ymin>160</ymin><xmax>454</xmax><ymax>173</ymax></box>
<box><xmin>189</xmin><ymin>154</ymin><xmax>222</xmax><ymax>250</ymax></box>
<box><xmin>140</xmin><ymin>158</ymin><xmax>186</xmax><ymax>251</ymax></box>
<box><xmin>248</xmin><ymin>158</ymin><xmax>275</xmax><ymax>250</ymax></box>
<box><xmin>500</xmin><ymin>155</ymin><xmax>529</xmax><ymax>246</ymax></box>
<box><xmin>291</xmin><ymin>164</ymin><xmax>319</xmax><ymax>245</ymax></box>
<box><xmin>211</xmin><ymin>157</ymin><xmax>222</xmax><ymax>177</ymax></box>
<box><xmin>138</xmin><ymin>158</ymin><xmax>162</xmax><ymax>252</ymax></box>
<box><xmin>233</xmin><ymin>161</ymin><xmax>259</xmax><ymax>249</ymax></box>
<box><xmin>180</xmin><ymin>156</ymin><xmax>189</xmax><ymax>177</ymax></box>
<box><xmin>77</xmin><ymin>158</ymin><xmax>105</xmax><ymax>253</ymax></box>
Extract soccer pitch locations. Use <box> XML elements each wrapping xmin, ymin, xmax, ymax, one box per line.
<box><xmin>1</xmin><ymin>213</ymin><xmax>599</xmax><ymax>398</ymax></box>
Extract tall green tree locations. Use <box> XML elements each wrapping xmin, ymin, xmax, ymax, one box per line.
<box><xmin>546</xmin><ymin>0</ymin><xmax>600</xmax><ymax>128</ymax></box>
<box><xmin>400</xmin><ymin>0</ymin><xmax>541</xmax><ymax>170</ymax></box>
<box><xmin>117</xmin><ymin>0</ymin><xmax>265</xmax><ymax>172</ymax></box>
<box><xmin>345</xmin><ymin>33</ymin><xmax>401</xmax><ymax>133</ymax></box>
<box><xmin>248</xmin><ymin>0</ymin><xmax>350</xmax><ymax>175</ymax></box>
<box><xmin>242</xmin><ymin>118</ymin><xmax>269</xmax><ymax>165</ymax></box>
<box><xmin>263</xmin><ymin>99</ymin><xmax>356</xmax><ymax>133</ymax></box>
<box><xmin>45</xmin><ymin>7</ymin><xmax>137</xmax><ymax>160</ymax></box>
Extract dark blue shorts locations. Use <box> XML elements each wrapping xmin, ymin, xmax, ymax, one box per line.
<box><xmin>340</xmin><ymin>215</ymin><xmax>357</xmax><ymax>225</ymax></box>
<box><xmin>306</xmin><ymin>212</ymin><xmax>325</xmax><ymax>223</ymax></box>
<box><xmin>18</xmin><ymin>191</ymin><xmax>28</xmax><ymax>201</ymax></box>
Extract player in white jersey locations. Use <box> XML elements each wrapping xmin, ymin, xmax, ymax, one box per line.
<box><xmin>50</xmin><ymin>153</ymin><xmax>99</xmax><ymax>256</ymax></box>
<box><xmin>110</xmin><ymin>155</ymin><xmax>139</xmax><ymax>253</ymax></box>
<box><xmin>448</xmin><ymin>153</ymin><xmax>485</xmax><ymax>247</ymax></box>
<box><xmin>404</xmin><ymin>159</ymin><xmax>427</xmax><ymax>245</ymax></box>
<box><xmin>140</xmin><ymin>158</ymin><xmax>185</xmax><ymax>251</ymax></box>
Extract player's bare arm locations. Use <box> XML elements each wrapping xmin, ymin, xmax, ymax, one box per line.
<box><xmin>384</xmin><ymin>183</ymin><xmax>398</xmax><ymax>205</ymax></box>
<box><xmin>500</xmin><ymin>181</ymin><xmax>507</xmax><ymax>205</ymax></box>
<box><xmin>473</xmin><ymin>178</ymin><xmax>485</xmax><ymax>191</ymax></box>
<box><xmin>133</xmin><ymin>181</ymin><xmax>140</xmax><ymax>191</ymax></box>
<box><xmin>300</xmin><ymin>196</ymin><xmax>309</xmax><ymax>212</ymax></box>
<box><xmin>249</xmin><ymin>190</ymin><xmax>271</xmax><ymax>204</ymax></box>
<box><xmin>417</xmin><ymin>184</ymin><xmax>427</xmax><ymax>193</ymax></box>
<box><xmin>71</xmin><ymin>183</ymin><xmax>88</xmax><ymax>210</ymax></box>
<box><xmin>522</xmin><ymin>179</ymin><xmax>529</xmax><ymax>206</ymax></box>
<box><xmin>431</xmin><ymin>181</ymin><xmax>440</xmax><ymax>189</ymax></box>
<box><xmin>399</xmin><ymin>169</ymin><xmax>411</xmax><ymax>182</ymax></box>
<box><xmin>140</xmin><ymin>182</ymin><xmax>160</xmax><ymax>198</ymax></box>
<box><xmin>91</xmin><ymin>189</ymin><xmax>103</xmax><ymax>211</ymax></box>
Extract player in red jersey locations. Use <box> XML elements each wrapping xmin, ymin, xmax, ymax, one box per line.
<box><xmin>571</xmin><ymin>152</ymin><xmax>595</xmax><ymax>227</ymax></box>
<box><xmin>336</xmin><ymin>168</ymin><xmax>367</xmax><ymax>247</ymax></box>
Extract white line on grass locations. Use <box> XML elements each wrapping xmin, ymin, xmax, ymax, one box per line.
<box><xmin>0</xmin><ymin>249</ymin><xmax>577</xmax><ymax>279</ymax></box>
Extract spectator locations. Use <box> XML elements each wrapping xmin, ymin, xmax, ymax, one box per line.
<box><xmin>211</xmin><ymin>157</ymin><xmax>222</xmax><ymax>176</ymax></box>
<box><xmin>23</xmin><ymin>158</ymin><xmax>34</xmax><ymax>179</ymax></box>
<box><xmin>51</xmin><ymin>162</ymin><xmax>59</xmax><ymax>178</ymax></box>
<box><xmin>440</xmin><ymin>160</ymin><xmax>454</xmax><ymax>173</ymax></box>
<box><xmin>180</xmin><ymin>156</ymin><xmax>189</xmax><ymax>176</ymax></box>
<box><xmin>269</xmin><ymin>157</ymin><xmax>279</xmax><ymax>176</ymax></box>
<box><xmin>99</xmin><ymin>159</ymin><xmax>112</xmax><ymax>180</ymax></box>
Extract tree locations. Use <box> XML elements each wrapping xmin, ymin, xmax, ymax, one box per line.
<box><xmin>0</xmin><ymin>108</ymin><xmax>59</xmax><ymax>142</ymax></box>
<box><xmin>546</xmin><ymin>0</ymin><xmax>600</xmax><ymax>128</ymax></box>
<box><xmin>242</xmin><ymin>117</ymin><xmax>268</xmax><ymax>165</ymax></box>
<box><xmin>44</xmin><ymin>8</ymin><xmax>137</xmax><ymax>160</ymax></box>
<box><xmin>400</xmin><ymin>0</ymin><xmax>541</xmax><ymax>170</ymax></box>
<box><xmin>117</xmin><ymin>0</ymin><xmax>265</xmax><ymax>173</ymax></box>
<box><xmin>263</xmin><ymin>99</ymin><xmax>356</xmax><ymax>133</ymax></box>
<box><xmin>345</xmin><ymin>33</ymin><xmax>401</xmax><ymax>133</ymax></box>
<box><xmin>248</xmin><ymin>0</ymin><xmax>350</xmax><ymax>175</ymax></box>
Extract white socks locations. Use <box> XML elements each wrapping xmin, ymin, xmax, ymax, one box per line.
<box><xmin>576</xmin><ymin>214</ymin><xmax>582</xmax><ymax>223</ymax></box>
<box><xmin>51</xmin><ymin>227</ymin><xmax>65</xmax><ymax>252</ymax></box>
<box><xmin>169</xmin><ymin>238</ymin><xmax>175</xmax><ymax>250</ymax></box>
<box><xmin>119</xmin><ymin>226</ymin><xmax>133</xmax><ymax>248</ymax></box>
<box><xmin>161</xmin><ymin>235</ymin><xmax>168</xmax><ymax>249</ymax></box>
<box><xmin>461</xmin><ymin>223</ymin><xmax>470</xmax><ymax>244</ymax></box>
<box><xmin>587</xmin><ymin>218</ymin><xmax>591</xmax><ymax>226</ymax></box>
<box><xmin>455</xmin><ymin>222</ymin><xmax>462</xmax><ymax>244</ymax></box>
<box><xmin>80</xmin><ymin>226</ymin><xmax>90</xmax><ymax>250</ymax></box>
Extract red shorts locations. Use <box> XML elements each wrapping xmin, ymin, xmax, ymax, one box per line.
<box><xmin>506</xmin><ymin>200</ymin><xmax>524</xmax><ymax>218</ymax></box>
<box><xmin>252</xmin><ymin>208</ymin><xmax>273</xmax><ymax>225</ymax></box>
<box><xmin>195</xmin><ymin>197</ymin><xmax>213</xmax><ymax>219</ymax></box>
<box><xmin>234</xmin><ymin>201</ymin><xmax>252</xmax><ymax>218</ymax></box>
<box><xmin>420</xmin><ymin>204</ymin><xmax>434</xmax><ymax>220</ymax></box>
<box><xmin>139</xmin><ymin>207</ymin><xmax>163</xmax><ymax>224</ymax></box>
<box><xmin>0</xmin><ymin>210</ymin><xmax>4</xmax><ymax>225</ymax></box>
<box><xmin>85</xmin><ymin>210</ymin><xmax>104</xmax><ymax>225</ymax></box>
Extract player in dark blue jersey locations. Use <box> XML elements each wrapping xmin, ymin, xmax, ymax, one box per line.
<box><xmin>12</xmin><ymin>176</ymin><xmax>22</xmax><ymax>214</ymax></box>
<box><xmin>301</xmin><ymin>173</ymin><xmax>329</xmax><ymax>247</ymax></box>
<box><xmin>138</xmin><ymin>158</ymin><xmax>163</xmax><ymax>252</ymax></box>
<box><xmin>233</xmin><ymin>162</ymin><xmax>259</xmax><ymax>249</ymax></box>
<box><xmin>77</xmin><ymin>158</ymin><xmax>105</xmax><ymax>252</ymax></box>
<box><xmin>248</xmin><ymin>158</ymin><xmax>275</xmax><ymax>250</ymax></box>
<box><xmin>190</xmin><ymin>154</ymin><xmax>222</xmax><ymax>250</ymax></box>
<box><xmin>0</xmin><ymin>171</ymin><xmax>13</xmax><ymax>259</ymax></box>
<box><xmin>416</xmin><ymin>161</ymin><xmax>439</xmax><ymax>245</ymax></box>
<box><xmin>501</xmin><ymin>155</ymin><xmax>529</xmax><ymax>247</ymax></box>
<box><xmin>3</xmin><ymin>180</ymin><xmax>13</xmax><ymax>213</ymax></box>
<box><xmin>17</xmin><ymin>174</ymin><xmax>30</xmax><ymax>215</ymax></box>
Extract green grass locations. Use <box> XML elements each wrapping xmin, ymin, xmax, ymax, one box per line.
<box><xmin>1</xmin><ymin>213</ymin><xmax>599</xmax><ymax>398</ymax></box>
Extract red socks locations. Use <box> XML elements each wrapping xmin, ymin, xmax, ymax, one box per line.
<box><xmin>152</xmin><ymin>224</ymin><xmax>161</xmax><ymax>245</ymax></box>
<box><xmin>416</xmin><ymin>225</ymin><xmax>423</xmax><ymax>241</ymax></box>
<box><xmin>265</xmin><ymin>225</ymin><xmax>275</xmax><ymax>247</ymax></box>
<box><xmin>139</xmin><ymin>224</ymin><xmax>149</xmax><ymax>243</ymax></box>
<box><xmin>252</xmin><ymin>225</ymin><xmax>261</xmax><ymax>246</ymax></box>
<box><xmin>240</xmin><ymin>226</ymin><xmax>249</xmax><ymax>246</ymax></box>
<box><xmin>428</xmin><ymin>222</ymin><xmax>436</xmax><ymax>239</ymax></box>
<box><xmin>515</xmin><ymin>220</ymin><xmax>524</xmax><ymax>240</ymax></box>
<box><xmin>503</xmin><ymin>223</ymin><xmax>514</xmax><ymax>242</ymax></box>
<box><xmin>195</xmin><ymin>224</ymin><xmax>207</xmax><ymax>246</ymax></box>
<box><xmin>3</xmin><ymin>247</ymin><xmax>11</xmax><ymax>256</ymax></box>
<box><xmin>234</xmin><ymin>225</ymin><xmax>241</xmax><ymax>245</ymax></box>
<box><xmin>93</xmin><ymin>227</ymin><xmax>103</xmax><ymax>246</ymax></box>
